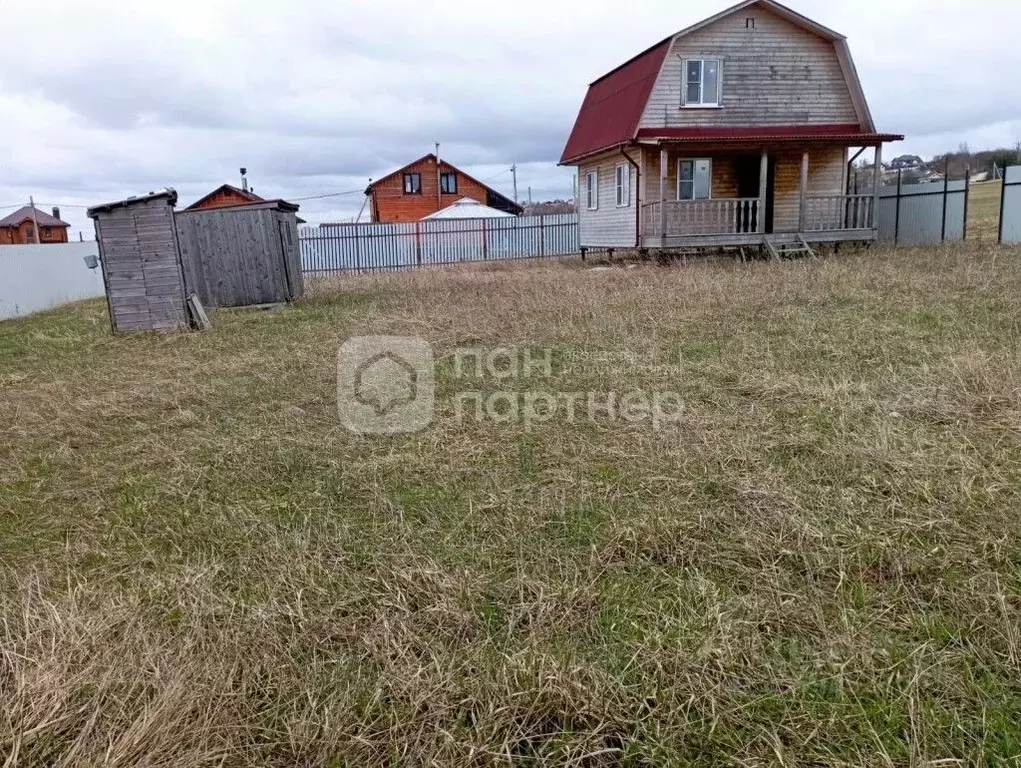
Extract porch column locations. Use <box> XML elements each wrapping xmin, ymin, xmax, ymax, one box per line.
<box><xmin>798</xmin><ymin>151</ymin><xmax>810</xmax><ymax>232</ymax></box>
<box><xmin>758</xmin><ymin>150</ymin><xmax>768</xmax><ymax>233</ymax></box>
<box><xmin>659</xmin><ymin>148</ymin><xmax>668</xmax><ymax>239</ymax></box>
<box><xmin>871</xmin><ymin>144</ymin><xmax>883</xmax><ymax>230</ymax></box>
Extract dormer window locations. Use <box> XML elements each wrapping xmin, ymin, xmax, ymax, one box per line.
<box><xmin>684</xmin><ymin>59</ymin><xmax>721</xmax><ymax>107</ymax></box>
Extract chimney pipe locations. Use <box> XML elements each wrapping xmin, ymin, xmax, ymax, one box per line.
<box><xmin>52</xmin><ymin>206</ymin><xmax>60</xmax><ymax>221</ymax></box>
<box><xmin>240</xmin><ymin>167</ymin><xmax>248</xmax><ymax>193</ymax></box>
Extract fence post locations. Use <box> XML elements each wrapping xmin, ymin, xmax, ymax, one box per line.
<box><xmin>539</xmin><ymin>215</ymin><xmax>545</xmax><ymax>257</ymax></box>
<box><xmin>893</xmin><ymin>169</ymin><xmax>903</xmax><ymax>246</ymax></box>
<box><xmin>354</xmin><ymin>224</ymin><xmax>362</xmax><ymax>272</ymax></box>
<box><xmin>482</xmin><ymin>219</ymin><xmax>488</xmax><ymax>260</ymax></box>
<box><xmin>963</xmin><ymin>167</ymin><xmax>971</xmax><ymax>243</ymax></box>
<box><xmin>999</xmin><ymin>165</ymin><xmax>1007</xmax><ymax>245</ymax></box>
<box><xmin>940</xmin><ymin>158</ymin><xmax>949</xmax><ymax>244</ymax></box>
<box><xmin>415</xmin><ymin>221</ymin><xmax>422</xmax><ymax>266</ymax></box>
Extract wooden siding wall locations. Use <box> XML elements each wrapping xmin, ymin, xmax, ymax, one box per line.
<box><xmin>94</xmin><ymin>198</ymin><xmax>188</xmax><ymax>332</ymax></box>
<box><xmin>0</xmin><ymin>221</ymin><xmax>69</xmax><ymax>245</ymax></box>
<box><xmin>773</xmin><ymin>146</ymin><xmax>845</xmax><ymax>231</ymax></box>
<box><xmin>176</xmin><ymin>207</ymin><xmax>303</xmax><ymax>308</ymax></box>
<box><xmin>642</xmin><ymin>152</ymin><xmax>739</xmax><ymax>204</ymax></box>
<box><xmin>640</xmin><ymin>7</ymin><xmax>858</xmax><ymax>129</ymax></box>
<box><xmin>371</xmin><ymin>157</ymin><xmax>494</xmax><ymax>223</ymax></box>
<box><xmin>578</xmin><ymin>151</ymin><xmax>639</xmax><ymax>248</ymax></box>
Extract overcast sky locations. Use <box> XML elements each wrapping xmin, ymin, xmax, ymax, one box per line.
<box><xmin>2</xmin><ymin>0</ymin><xmax>1019</xmax><ymax>237</ymax></box>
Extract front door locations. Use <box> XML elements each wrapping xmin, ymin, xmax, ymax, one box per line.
<box><xmin>736</xmin><ymin>155</ymin><xmax>776</xmax><ymax>234</ymax></box>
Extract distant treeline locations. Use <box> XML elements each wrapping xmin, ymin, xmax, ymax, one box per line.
<box><xmin>933</xmin><ymin>145</ymin><xmax>1021</xmax><ymax>177</ymax></box>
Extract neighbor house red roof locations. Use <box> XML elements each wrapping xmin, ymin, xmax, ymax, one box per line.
<box><xmin>558</xmin><ymin>38</ymin><xmax>671</xmax><ymax>165</ymax></box>
<box><xmin>635</xmin><ymin>125</ymin><xmax>904</xmax><ymax>144</ymax></box>
<box><xmin>0</xmin><ymin>206</ymin><xmax>69</xmax><ymax>228</ymax></box>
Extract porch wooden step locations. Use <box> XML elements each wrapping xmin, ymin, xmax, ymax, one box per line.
<box><xmin>763</xmin><ymin>235</ymin><xmax>816</xmax><ymax>261</ymax></box>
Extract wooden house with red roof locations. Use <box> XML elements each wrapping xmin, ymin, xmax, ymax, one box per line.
<box><xmin>366</xmin><ymin>154</ymin><xmax>523</xmax><ymax>223</ymax></box>
<box><xmin>560</xmin><ymin>0</ymin><xmax>902</xmax><ymax>254</ymax></box>
<box><xmin>184</xmin><ymin>183</ymin><xmax>264</xmax><ymax>212</ymax></box>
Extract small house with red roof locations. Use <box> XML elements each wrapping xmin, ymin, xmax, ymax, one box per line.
<box><xmin>366</xmin><ymin>154</ymin><xmax>522</xmax><ymax>223</ymax></box>
<box><xmin>0</xmin><ymin>206</ymin><xmax>70</xmax><ymax>245</ymax></box>
<box><xmin>560</xmin><ymin>0</ymin><xmax>902</xmax><ymax>252</ymax></box>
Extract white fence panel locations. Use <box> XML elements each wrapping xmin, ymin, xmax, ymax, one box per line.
<box><xmin>299</xmin><ymin>214</ymin><xmax>580</xmax><ymax>275</ymax></box>
<box><xmin>1001</xmin><ymin>166</ymin><xmax>1021</xmax><ymax>245</ymax></box>
<box><xmin>878</xmin><ymin>180</ymin><xmax>967</xmax><ymax>246</ymax></box>
<box><xmin>0</xmin><ymin>242</ymin><xmax>105</xmax><ymax>320</ymax></box>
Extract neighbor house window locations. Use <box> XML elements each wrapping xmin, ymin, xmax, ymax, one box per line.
<box><xmin>678</xmin><ymin>159</ymin><xmax>712</xmax><ymax>200</ymax></box>
<box><xmin>615</xmin><ymin>164</ymin><xmax>631</xmax><ymax>207</ymax></box>
<box><xmin>586</xmin><ymin>170</ymin><xmax>598</xmax><ymax>210</ymax></box>
<box><xmin>440</xmin><ymin>172</ymin><xmax>457</xmax><ymax>194</ymax></box>
<box><xmin>684</xmin><ymin>59</ymin><xmax>721</xmax><ymax>106</ymax></box>
<box><xmin>403</xmin><ymin>173</ymin><xmax>422</xmax><ymax>194</ymax></box>
<box><xmin>25</xmin><ymin>224</ymin><xmax>35</xmax><ymax>242</ymax></box>
<box><xmin>42</xmin><ymin>227</ymin><xmax>52</xmax><ymax>239</ymax></box>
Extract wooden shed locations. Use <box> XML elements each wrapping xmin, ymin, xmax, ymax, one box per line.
<box><xmin>88</xmin><ymin>190</ymin><xmax>190</xmax><ymax>332</ymax></box>
<box><xmin>175</xmin><ymin>200</ymin><xmax>303</xmax><ymax>308</ymax></box>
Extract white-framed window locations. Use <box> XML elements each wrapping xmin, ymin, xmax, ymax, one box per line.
<box><xmin>683</xmin><ymin>59</ymin><xmax>721</xmax><ymax>106</ymax></box>
<box><xmin>678</xmin><ymin>159</ymin><xmax>712</xmax><ymax>200</ymax></box>
<box><xmin>615</xmin><ymin>163</ymin><xmax>631</xmax><ymax>207</ymax></box>
<box><xmin>586</xmin><ymin>170</ymin><xmax>599</xmax><ymax>210</ymax></box>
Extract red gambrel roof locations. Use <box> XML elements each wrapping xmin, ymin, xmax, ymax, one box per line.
<box><xmin>558</xmin><ymin>37</ymin><xmax>671</xmax><ymax>165</ymax></box>
<box><xmin>636</xmin><ymin>125</ymin><xmax>904</xmax><ymax>144</ymax></box>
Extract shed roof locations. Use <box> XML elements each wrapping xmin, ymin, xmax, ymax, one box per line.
<box><xmin>0</xmin><ymin>206</ymin><xmax>70</xmax><ymax>228</ymax></box>
<box><xmin>421</xmin><ymin>197</ymin><xmax>516</xmax><ymax>220</ymax></box>
<box><xmin>175</xmin><ymin>199</ymin><xmax>300</xmax><ymax>215</ymax></box>
<box><xmin>559</xmin><ymin>0</ymin><xmax>882</xmax><ymax>165</ymax></box>
<box><xmin>87</xmin><ymin>189</ymin><xmax>178</xmax><ymax>218</ymax></box>
<box><xmin>635</xmin><ymin>125</ymin><xmax>904</xmax><ymax>144</ymax></box>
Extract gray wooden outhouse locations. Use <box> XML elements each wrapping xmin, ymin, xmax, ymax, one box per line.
<box><xmin>87</xmin><ymin>190</ymin><xmax>190</xmax><ymax>332</ymax></box>
<box><xmin>175</xmin><ymin>200</ymin><xmax>303</xmax><ymax>308</ymax></box>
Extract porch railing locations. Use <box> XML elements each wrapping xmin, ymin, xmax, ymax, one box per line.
<box><xmin>804</xmin><ymin>194</ymin><xmax>875</xmax><ymax>232</ymax></box>
<box><xmin>643</xmin><ymin>199</ymin><xmax>761</xmax><ymax>237</ymax></box>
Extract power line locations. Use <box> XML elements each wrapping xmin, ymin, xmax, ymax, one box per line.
<box><xmin>289</xmin><ymin>189</ymin><xmax>365</xmax><ymax>202</ymax></box>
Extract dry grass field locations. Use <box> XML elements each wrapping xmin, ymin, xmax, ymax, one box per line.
<box><xmin>3</xmin><ymin>243</ymin><xmax>1021</xmax><ymax>765</ymax></box>
<box><xmin>968</xmin><ymin>180</ymin><xmax>1003</xmax><ymax>243</ymax></box>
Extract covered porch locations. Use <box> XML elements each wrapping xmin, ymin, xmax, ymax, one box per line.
<box><xmin>635</xmin><ymin>131</ymin><xmax>897</xmax><ymax>249</ymax></box>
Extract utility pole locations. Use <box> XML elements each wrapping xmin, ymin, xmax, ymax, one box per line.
<box><xmin>1016</xmin><ymin>141</ymin><xmax>1020</xmax><ymax>164</ymax></box>
<box><xmin>435</xmin><ymin>142</ymin><xmax>442</xmax><ymax>209</ymax></box>
<box><xmin>528</xmin><ymin>186</ymin><xmax>532</xmax><ymax>205</ymax></box>
<box><xmin>511</xmin><ymin>164</ymin><xmax>518</xmax><ymax>205</ymax></box>
<box><xmin>28</xmin><ymin>196</ymin><xmax>41</xmax><ymax>244</ymax></box>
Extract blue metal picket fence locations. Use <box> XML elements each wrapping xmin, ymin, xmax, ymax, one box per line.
<box><xmin>300</xmin><ymin>214</ymin><xmax>579</xmax><ymax>274</ymax></box>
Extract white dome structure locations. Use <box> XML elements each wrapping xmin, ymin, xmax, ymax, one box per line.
<box><xmin>421</xmin><ymin>197</ymin><xmax>516</xmax><ymax>220</ymax></box>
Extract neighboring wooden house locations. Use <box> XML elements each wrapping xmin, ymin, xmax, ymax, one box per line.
<box><xmin>0</xmin><ymin>206</ymin><xmax>70</xmax><ymax>245</ymax></box>
<box><xmin>366</xmin><ymin>154</ymin><xmax>523</xmax><ymax>222</ymax></box>
<box><xmin>184</xmin><ymin>183</ymin><xmax>264</xmax><ymax>211</ymax></box>
<box><xmin>559</xmin><ymin>0</ymin><xmax>903</xmax><ymax>253</ymax></box>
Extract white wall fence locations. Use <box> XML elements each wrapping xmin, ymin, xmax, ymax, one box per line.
<box><xmin>300</xmin><ymin>214</ymin><xmax>579</xmax><ymax>274</ymax></box>
<box><xmin>0</xmin><ymin>242</ymin><xmax>105</xmax><ymax>320</ymax></box>
<box><xmin>1000</xmin><ymin>166</ymin><xmax>1021</xmax><ymax>245</ymax></box>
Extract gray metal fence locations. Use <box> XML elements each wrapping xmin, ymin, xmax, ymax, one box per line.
<box><xmin>300</xmin><ymin>214</ymin><xmax>579</xmax><ymax>274</ymax></box>
<box><xmin>878</xmin><ymin>176</ymin><xmax>968</xmax><ymax>246</ymax></box>
<box><xmin>999</xmin><ymin>166</ymin><xmax>1021</xmax><ymax>245</ymax></box>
